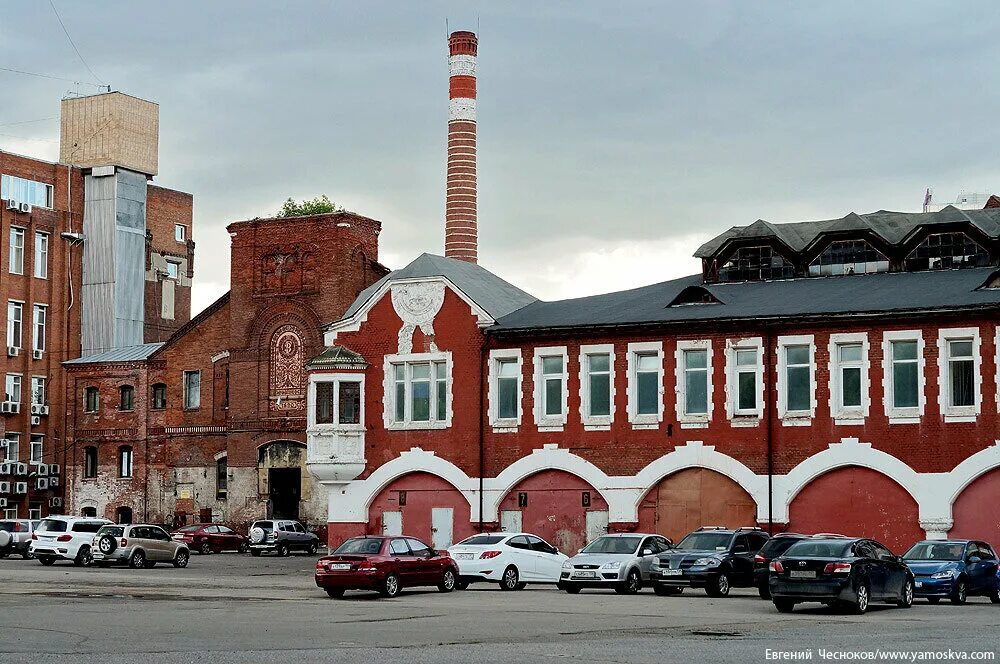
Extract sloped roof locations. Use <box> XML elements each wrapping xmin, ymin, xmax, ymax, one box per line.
<box><xmin>64</xmin><ymin>342</ymin><xmax>164</xmax><ymax>365</ymax></box>
<box><xmin>338</xmin><ymin>253</ymin><xmax>537</xmax><ymax>324</ymax></box>
<box><xmin>306</xmin><ymin>345</ymin><xmax>367</xmax><ymax>369</ymax></box>
<box><xmin>694</xmin><ymin>206</ymin><xmax>1000</xmax><ymax>258</ymax></box>
<box><xmin>492</xmin><ymin>267</ymin><xmax>1000</xmax><ymax>332</ymax></box>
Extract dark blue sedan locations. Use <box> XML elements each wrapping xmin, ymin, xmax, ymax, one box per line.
<box><xmin>902</xmin><ymin>540</ymin><xmax>1000</xmax><ymax>604</ymax></box>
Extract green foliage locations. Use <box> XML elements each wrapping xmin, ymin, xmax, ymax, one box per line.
<box><xmin>276</xmin><ymin>195</ymin><xmax>343</xmax><ymax>218</ymax></box>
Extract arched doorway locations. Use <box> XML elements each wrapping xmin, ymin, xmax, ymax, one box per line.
<box><xmin>787</xmin><ymin>466</ymin><xmax>922</xmax><ymax>552</ymax></box>
<box><xmin>637</xmin><ymin>468</ymin><xmax>757</xmax><ymax>543</ymax></box>
<box><xmin>368</xmin><ymin>472</ymin><xmax>472</xmax><ymax>549</ymax></box>
<box><xmin>950</xmin><ymin>467</ymin><xmax>1000</xmax><ymax>543</ymax></box>
<box><xmin>259</xmin><ymin>440</ymin><xmax>307</xmax><ymax>520</ymax></box>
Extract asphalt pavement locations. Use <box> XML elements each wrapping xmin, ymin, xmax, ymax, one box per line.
<box><xmin>0</xmin><ymin>552</ymin><xmax>996</xmax><ymax>663</ymax></box>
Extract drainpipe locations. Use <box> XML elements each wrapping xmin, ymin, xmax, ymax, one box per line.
<box><xmin>765</xmin><ymin>327</ymin><xmax>774</xmax><ymax>535</ymax></box>
<box><xmin>478</xmin><ymin>336</ymin><xmax>487</xmax><ymax>533</ymax></box>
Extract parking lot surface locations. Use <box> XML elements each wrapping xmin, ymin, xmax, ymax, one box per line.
<box><xmin>0</xmin><ymin>552</ymin><xmax>996</xmax><ymax>664</ymax></box>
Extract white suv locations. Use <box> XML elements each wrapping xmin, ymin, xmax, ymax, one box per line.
<box><xmin>29</xmin><ymin>516</ymin><xmax>112</xmax><ymax>566</ymax></box>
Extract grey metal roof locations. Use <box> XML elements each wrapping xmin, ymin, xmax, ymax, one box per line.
<box><xmin>338</xmin><ymin>253</ymin><xmax>537</xmax><ymax>324</ymax></box>
<box><xmin>306</xmin><ymin>345</ymin><xmax>367</xmax><ymax>369</ymax></box>
<box><xmin>492</xmin><ymin>267</ymin><xmax>1000</xmax><ymax>332</ymax></box>
<box><xmin>694</xmin><ymin>206</ymin><xmax>1000</xmax><ymax>258</ymax></box>
<box><xmin>64</xmin><ymin>342</ymin><xmax>164</xmax><ymax>365</ymax></box>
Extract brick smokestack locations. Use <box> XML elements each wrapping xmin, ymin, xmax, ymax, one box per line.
<box><xmin>446</xmin><ymin>31</ymin><xmax>478</xmax><ymax>263</ymax></box>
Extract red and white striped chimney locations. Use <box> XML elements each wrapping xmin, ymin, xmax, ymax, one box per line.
<box><xmin>446</xmin><ymin>31</ymin><xmax>478</xmax><ymax>263</ymax></box>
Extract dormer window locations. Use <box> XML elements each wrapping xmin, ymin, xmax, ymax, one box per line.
<box><xmin>808</xmin><ymin>240</ymin><xmax>889</xmax><ymax>276</ymax></box>
<box><xmin>717</xmin><ymin>246</ymin><xmax>794</xmax><ymax>282</ymax></box>
<box><xmin>903</xmin><ymin>233</ymin><xmax>988</xmax><ymax>271</ymax></box>
<box><xmin>668</xmin><ymin>286</ymin><xmax>722</xmax><ymax>307</ymax></box>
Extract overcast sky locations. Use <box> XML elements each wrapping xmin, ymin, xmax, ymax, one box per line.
<box><xmin>3</xmin><ymin>1</ymin><xmax>999</xmax><ymax>314</ymax></box>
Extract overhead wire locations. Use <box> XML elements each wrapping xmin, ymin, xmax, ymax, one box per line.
<box><xmin>48</xmin><ymin>0</ymin><xmax>106</xmax><ymax>87</ymax></box>
<box><xmin>0</xmin><ymin>66</ymin><xmax>104</xmax><ymax>88</ymax></box>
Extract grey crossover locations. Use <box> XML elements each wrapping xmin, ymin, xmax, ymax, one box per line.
<box><xmin>92</xmin><ymin>524</ymin><xmax>190</xmax><ymax>569</ymax></box>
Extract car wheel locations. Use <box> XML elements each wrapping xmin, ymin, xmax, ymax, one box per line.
<box><xmin>307</xmin><ymin>543</ymin><xmax>318</xmax><ymax>555</ymax></box>
<box><xmin>380</xmin><ymin>572</ymin><xmax>401</xmax><ymax>598</ymax></box>
<box><xmin>438</xmin><ymin>568</ymin><xmax>457</xmax><ymax>593</ymax></box>
<box><xmin>22</xmin><ymin>550</ymin><xmax>34</xmax><ymax>560</ymax></box>
<box><xmin>852</xmin><ymin>582</ymin><xmax>870</xmax><ymax>614</ymax></box>
<box><xmin>616</xmin><ymin>568</ymin><xmax>641</xmax><ymax>595</ymax></box>
<box><xmin>758</xmin><ymin>581</ymin><xmax>772</xmax><ymax>600</ymax></box>
<box><xmin>74</xmin><ymin>546</ymin><xmax>93</xmax><ymax>567</ymax></box>
<box><xmin>250</xmin><ymin>549</ymin><xmax>261</xmax><ymax>557</ymax></box>
<box><xmin>276</xmin><ymin>544</ymin><xmax>290</xmax><ymax>557</ymax></box>
<box><xmin>927</xmin><ymin>597</ymin><xmax>940</xmax><ymax>604</ymax></box>
<box><xmin>129</xmin><ymin>550</ymin><xmax>146</xmax><ymax>569</ymax></box>
<box><xmin>562</xmin><ymin>583</ymin><xmax>581</xmax><ymax>594</ymax></box>
<box><xmin>199</xmin><ymin>542</ymin><xmax>212</xmax><ymax>555</ymax></box>
<box><xmin>499</xmin><ymin>565</ymin><xmax>520</xmax><ymax>591</ymax></box>
<box><xmin>897</xmin><ymin>577</ymin><xmax>914</xmax><ymax>608</ymax></box>
<box><xmin>950</xmin><ymin>578</ymin><xmax>967</xmax><ymax>605</ymax></box>
<box><xmin>38</xmin><ymin>555</ymin><xmax>55</xmax><ymax>566</ymax></box>
<box><xmin>989</xmin><ymin>588</ymin><xmax>999</xmax><ymax>604</ymax></box>
<box><xmin>706</xmin><ymin>572</ymin><xmax>730</xmax><ymax>597</ymax></box>
<box><xmin>456</xmin><ymin>580</ymin><xmax>470</xmax><ymax>590</ymax></box>
<box><xmin>774</xmin><ymin>599</ymin><xmax>795</xmax><ymax>613</ymax></box>
<box><xmin>173</xmin><ymin>550</ymin><xmax>189</xmax><ymax>568</ymax></box>
<box><xmin>325</xmin><ymin>588</ymin><xmax>345</xmax><ymax>598</ymax></box>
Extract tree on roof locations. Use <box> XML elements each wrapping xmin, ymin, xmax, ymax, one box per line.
<box><xmin>276</xmin><ymin>195</ymin><xmax>343</xmax><ymax>218</ymax></box>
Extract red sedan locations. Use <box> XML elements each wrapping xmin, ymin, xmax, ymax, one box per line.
<box><xmin>170</xmin><ymin>524</ymin><xmax>249</xmax><ymax>554</ymax></box>
<box><xmin>315</xmin><ymin>535</ymin><xmax>459</xmax><ymax>598</ymax></box>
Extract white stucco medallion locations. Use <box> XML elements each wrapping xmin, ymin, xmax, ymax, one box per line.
<box><xmin>391</xmin><ymin>282</ymin><xmax>446</xmax><ymax>354</ymax></box>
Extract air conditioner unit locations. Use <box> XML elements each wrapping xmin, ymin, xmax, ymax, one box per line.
<box><xmin>5</xmin><ymin>199</ymin><xmax>18</xmax><ymax>211</ymax></box>
<box><xmin>0</xmin><ymin>481</ymin><xmax>9</xmax><ymax>493</ymax></box>
<box><xmin>40</xmin><ymin>405</ymin><xmax>49</xmax><ymax>416</ymax></box>
<box><xmin>48</xmin><ymin>476</ymin><xmax>59</xmax><ymax>487</ymax></box>
<box><xmin>49</xmin><ymin>497</ymin><xmax>62</xmax><ymax>508</ymax></box>
<box><xmin>32</xmin><ymin>349</ymin><xmax>43</xmax><ymax>360</ymax></box>
<box><xmin>30</xmin><ymin>404</ymin><xmax>41</xmax><ymax>415</ymax></box>
<box><xmin>14</xmin><ymin>482</ymin><xmax>27</xmax><ymax>494</ymax></box>
<box><xmin>6</xmin><ymin>347</ymin><xmax>18</xmax><ymax>358</ymax></box>
<box><xmin>1</xmin><ymin>402</ymin><xmax>20</xmax><ymax>415</ymax></box>
<box><xmin>35</xmin><ymin>477</ymin><xmax>48</xmax><ymax>490</ymax></box>
<box><xmin>18</xmin><ymin>202</ymin><xmax>31</xmax><ymax>214</ymax></box>
<box><xmin>37</xmin><ymin>463</ymin><xmax>48</xmax><ymax>475</ymax></box>
<box><xmin>15</xmin><ymin>463</ymin><xmax>28</xmax><ymax>475</ymax></box>
<box><xmin>30</xmin><ymin>416</ymin><xmax>40</xmax><ymax>426</ymax></box>
<box><xmin>49</xmin><ymin>463</ymin><xmax>59</xmax><ymax>475</ymax></box>
<box><xmin>0</xmin><ymin>498</ymin><xmax>6</xmax><ymax>508</ymax></box>
<box><xmin>0</xmin><ymin>463</ymin><xmax>10</xmax><ymax>475</ymax></box>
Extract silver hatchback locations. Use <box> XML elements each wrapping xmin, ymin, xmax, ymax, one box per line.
<box><xmin>92</xmin><ymin>524</ymin><xmax>190</xmax><ymax>569</ymax></box>
<box><xmin>557</xmin><ymin>533</ymin><xmax>673</xmax><ymax>594</ymax></box>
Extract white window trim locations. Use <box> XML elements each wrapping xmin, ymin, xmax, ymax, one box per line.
<box><xmin>488</xmin><ymin>349</ymin><xmax>522</xmax><ymax>432</ymax></box>
<box><xmin>307</xmin><ymin>372</ymin><xmax>365</xmax><ymax>431</ymax></box>
<box><xmin>725</xmin><ymin>337</ymin><xmax>764</xmax><ymax>424</ymax></box>
<box><xmin>882</xmin><ymin>330</ymin><xmax>925</xmax><ymax>423</ymax></box>
<box><xmin>675</xmin><ymin>339</ymin><xmax>713</xmax><ymax>428</ymax></box>
<box><xmin>30</xmin><ymin>376</ymin><xmax>45</xmax><ymax>405</ymax></box>
<box><xmin>937</xmin><ymin>327</ymin><xmax>981</xmax><ymax>423</ymax></box>
<box><xmin>533</xmin><ymin>346</ymin><xmax>569</xmax><ymax>431</ymax></box>
<box><xmin>828</xmin><ymin>332</ymin><xmax>870</xmax><ymax>425</ymax></box>
<box><xmin>29</xmin><ymin>435</ymin><xmax>43</xmax><ymax>465</ymax></box>
<box><xmin>627</xmin><ymin>341</ymin><xmax>664</xmax><ymax>429</ymax></box>
<box><xmin>8</xmin><ymin>226</ymin><xmax>25</xmax><ymax>275</ymax></box>
<box><xmin>776</xmin><ymin>334</ymin><xmax>816</xmax><ymax>425</ymax></box>
<box><xmin>578</xmin><ymin>344</ymin><xmax>615</xmax><ymax>430</ymax></box>
<box><xmin>383</xmin><ymin>351</ymin><xmax>453</xmax><ymax>431</ymax></box>
<box><xmin>996</xmin><ymin>326</ymin><xmax>1000</xmax><ymax>414</ymax></box>
<box><xmin>7</xmin><ymin>300</ymin><xmax>23</xmax><ymax>349</ymax></box>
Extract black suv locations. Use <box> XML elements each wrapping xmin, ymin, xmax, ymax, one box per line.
<box><xmin>753</xmin><ymin>533</ymin><xmax>810</xmax><ymax>598</ymax></box>
<box><xmin>651</xmin><ymin>526</ymin><xmax>769</xmax><ymax>597</ymax></box>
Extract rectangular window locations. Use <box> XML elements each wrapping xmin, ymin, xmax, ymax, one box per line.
<box><xmin>5</xmin><ymin>374</ymin><xmax>21</xmax><ymax>403</ymax></box>
<box><xmin>541</xmin><ymin>355</ymin><xmax>564</xmax><ymax>417</ymax></box>
<box><xmin>393</xmin><ymin>364</ymin><xmax>405</xmax><ymax>422</ymax></box>
<box><xmin>175</xmin><ymin>224</ymin><xmax>186</xmax><ymax>242</ymax></box>
<box><xmin>386</xmin><ymin>357</ymin><xmax>450</xmax><ymax>428</ymax></box>
<box><xmin>29</xmin><ymin>435</ymin><xmax>42</xmax><ymax>464</ymax></box>
<box><xmin>3</xmin><ymin>433</ymin><xmax>19</xmax><ymax>462</ymax></box>
<box><xmin>837</xmin><ymin>343</ymin><xmax>863</xmax><ymax>408</ymax></box>
<box><xmin>683</xmin><ymin>349</ymin><xmax>709</xmax><ymax>415</ymax></box>
<box><xmin>947</xmin><ymin>339</ymin><xmax>974</xmax><ymax>408</ymax></box>
<box><xmin>183</xmin><ymin>371</ymin><xmax>201</xmax><ymax>410</ymax></box>
<box><xmin>119</xmin><ymin>447</ymin><xmax>133</xmax><ymax>478</ymax></box>
<box><xmin>891</xmin><ymin>340</ymin><xmax>919</xmax><ymax>409</ymax></box>
<box><xmin>585</xmin><ymin>353</ymin><xmax>611</xmax><ymax>417</ymax></box>
<box><xmin>784</xmin><ymin>345</ymin><xmax>811</xmax><ymax>413</ymax></box>
<box><xmin>1</xmin><ymin>174</ymin><xmax>53</xmax><ymax>208</ymax></box>
<box><xmin>315</xmin><ymin>381</ymin><xmax>334</xmax><ymax>424</ymax></box>
<box><xmin>166</xmin><ymin>261</ymin><xmax>179</xmax><ymax>280</ymax></box>
<box><xmin>634</xmin><ymin>352</ymin><xmax>660</xmax><ymax>417</ymax></box>
<box><xmin>216</xmin><ymin>457</ymin><xmax>228</xmax><ymax>497</ymax></box>
<box><xmin>151</xmin><ymin>384</ymin><xmax>166</xmax><ymax>409</ymax></box>
<box><xmin>8</xmin><ymin>227</ymin><xmax>24</xmax><ymax>275</ymax></box>
<box><xmin>7</xmin><ymin>301</ymin><xmax>22</xmax><ymax>348</ymax></box>
<box><xmin>32</xmin><ymin>304</ymin><xmax>46</xmax><ymax>352</ymax></box>
<box><xmin>33</xmin><ymin>232</ymin><xmax>48</xmax><ymax>279</ymax></box>
<box><xmin>84</xmin><ymin>447</ymin><xmax>97</xmax><ymax>478</ymax></box>
<box><xmin>496</xmin><ymin>358</ymin><xmax>519</xmax><ymax>420</ymax></box>
<box><xmin>30</xmin><ymin>377</ymin><xmax>45</xmax><ymax>405</ymax></box>
<box><xmin>733</xmin><ymin>347</ymin><xmax>759</xmax><ymax>414</ymax></box>
<box><xmin>84</xmin><ymin>387</ymin><xmax>99</xmax><ymax>413</ymax></box>
<box><xmin>340</xmin><ymin>381</ymin><xmax>361</xmax><ymax>425</ymax></box>
<box><xmin>411</xmin><ymin>363</ymin><xmax>431</xmax><ymax>421</ymax></box>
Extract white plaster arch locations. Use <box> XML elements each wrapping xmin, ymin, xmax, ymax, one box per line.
<box><xmin>944</xmin><ymin>440</ymin><xmax>1000</xmax><ymax>505</ymax></box>
<box><xmin>627</xmin><ymin>441</ymin><xmax>768</xmax><ymax>523</ymax></box>
<box><xmin>482</xmin><ymin>444</ymin><xmax>613</xmax><ymax>523</ymax></box>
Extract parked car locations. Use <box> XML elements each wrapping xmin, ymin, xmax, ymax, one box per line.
<box><xmin>448</xmin><ymin>532</ymin><xmax>567</xmax><ymax>590</ymax></box>
<box><xmin>902</xmin><ymin>540</ymin><xmax>1000</xmax><ymax>604</ymax></box>
<box><xmin>171</xmin><ymin>523</ymin><xmax>249</xmax><ymax>554</ymax></box>
<box><xmin>558</xmin><ymin>533</ymin><xmax>672</xmax><ymax>595</ymax></box>
<box><xmin>247</xmin><ymin>519</ymin><xmax>320</xmax><ymax>556</ymax></box>
<box><xmin>0</xmin><ymin>519</ymin><xmax>40</xmax><ymax>559</ymax></box>
<box><xmin>315</xmin><ymin>535</ymin><xmax>459</xmax><ymax>598</ymax></box>
<box><xmin>753</xmin><ymin>533</ymin><xmax>811</xmax><ymax>599</ymax></box>
<box><xmin>651</xmin><ymin>526</ymin><xmax>769</xmax><ymax>597</ymax></box>
<box><xmin>92</xmin><ymin>524</ymin><xmax>190</xmax><ymax>569</ymax></box>
<box><xmin>769</xmin><ymin>537</ymin><xmax>914</xmax><ymax>614</ymax></box>
<box><xmin>29</xmin><ymin>516</ymin><xmax>112</xmax><ymax>566</ymax></box>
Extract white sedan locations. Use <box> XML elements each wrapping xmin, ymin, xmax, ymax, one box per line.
<box><xmin>448</xmin><ymin>532</ymin><xmax>568</xmax><ymax>590</ymax></box>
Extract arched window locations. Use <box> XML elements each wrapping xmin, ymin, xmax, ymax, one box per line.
<box><xmin>83</xmin><ymin>446</ymin><xmax>97</xmax><ymax>478</ymax></box>
<box><xmin>809</xmin><ymin>240</ymin><xmax>889</xmax><ymax>276</ymax></box>
<box><xmin>717</xmin><ymin>246</ymin><xmax>795</xmax><ymax>282</ymax></box>
<box><xmin>83</xmin><ymin>386</ymin><xmax>99</xmax><ymax>413</ymax></box>
<box><xmin>118</xmin><ymin>445</ymin><xmax>133</xmax><ymax>478</ymax></box>
<box><xmin>81</xmin><ymin>506</ymin><xmax>97</xmax><ymax>518</ymax></box>
<box><xmin>904</xmin><ymin>232</ymin><xmax>989</xmax><ymax>271</ymax></box>
<box><xmin>151</xmin><ymin>383</ymin><xmax>167</xmax><ymax>410</ymax></box>
<box><xmin>115</xmin><ymin>506</ymin><xmax>133</xmax><ymax>524</ymax></box>
<box><xmin>119</xmin><ymin>385</ymin><xmax>134</xmax><ymax>411</ymax></box>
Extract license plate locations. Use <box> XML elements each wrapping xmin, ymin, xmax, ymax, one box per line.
<box><xmin>661</xmin><ymin>569</ymin><xmax>682</xmax><ymax>576</ymax></box>
<box><xmin>328</xmin><ymin>563</ymin><xmax>351</xmax><ymax>571</ymax></box>
<box><xmin>790</xmin><ymin>570</ymin><xmax>816</xmax><ymax>579</ymax></box>
<box><xmin>574</xmin><ymin>571</ymin><xmax>597</xmax><ymax>578</ymax></box>
<box><xmin>456</xmin><ymin>553</ymin><xmax>475</xmax><ymax>560</ymax></box>
<box><xmin>915</xmin><ymin>581</ymin><xmax>922</xmax><ymax>588</ymax></box>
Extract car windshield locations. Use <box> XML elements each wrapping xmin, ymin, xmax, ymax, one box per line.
<box><xmin>334</xmin><ymin>538</ymin><xmax>383</xmax><ymax>554</ymax></box>
<box><xmin>97</xmin><ymin>526</ymin><xmax>124</xmax><ymax>538</ymax></box>
<box><xmin>176</xmin><ymin>525</ymin><xmax>203</xmax><ymax>532</ymax></box>
<box><xmin>676</xmin><ymin>533</ymin><xmax>732</xmax><ymax>551</ymax></box>
<box><xmin>252</xmin><ymin>521</ymin><xmax>273</xmax><ymax>532</ymax></box>
<box><xmin>903</xmin><ymin>542</ymin><xmax>965</xmax><ymax>561</ymax></box>
<box><xmin>580</xmin><ymin>536</ymin><xmax>641</xmax><ymax>555</ymax></box>
<box><xmin>37</xmin><ymin>519</ymin><xmax>68</xmax><ymax>533</ymax></box>
<box><xmin>457</xmin><ymin>535</ymin><xmax>506</xmax><ymax>546</ymax></box>
<box><xmin>784</xmin><ymin>541</ymin><xmax>850</xmax><ymax>558</ymax></box>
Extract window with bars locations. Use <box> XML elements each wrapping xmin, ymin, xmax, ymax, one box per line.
<box><xmin>808</xmin><ymin>240</ymin><xmax>889</xmax><ymax>276</ymax></box>
<box><xmin>717</xmin><ymin>246</ymin><xmax>795</xmax><ymax>282</ymax></box>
